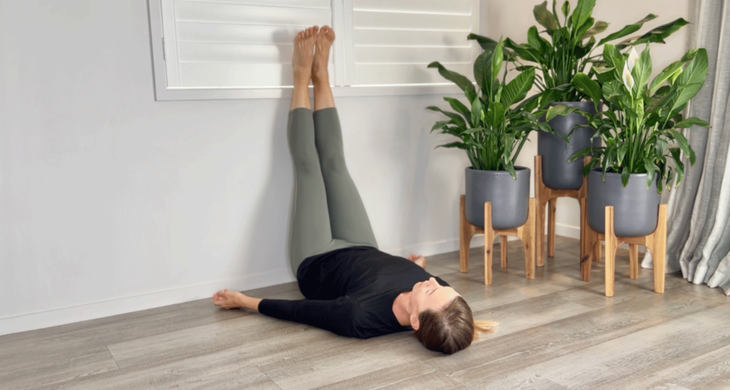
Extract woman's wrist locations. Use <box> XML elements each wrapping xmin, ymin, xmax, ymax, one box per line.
<box><xmin>241</xmin><ymin>295</ymin><xmax>261</xmax><ymax>312</ymax></box>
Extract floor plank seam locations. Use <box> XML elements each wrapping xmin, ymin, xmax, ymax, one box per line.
<box><xmin>106</xmin><ymin>345</ymin><xmax>121</xmax><ymax>369</ymax></box>
<box><xmin>257</xmin><ymin>366</ymin><xmax>284</xmax><ymax>390</ymax></box>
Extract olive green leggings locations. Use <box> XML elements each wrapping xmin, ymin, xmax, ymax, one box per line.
<box><xmin>288</xmin><ymin>107</ymin><xmax>378</xmax><ymax>273</ymax></box>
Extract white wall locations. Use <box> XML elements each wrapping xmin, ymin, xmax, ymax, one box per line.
<box><xmin>0</xmin><ymin>0</ymin><xmax>690</xmax><ymax>335</ymax></box>
<box><xmin>485</xmin><ymin>0</ymin><xmax>690</xmax><ymax>238</ymax></box>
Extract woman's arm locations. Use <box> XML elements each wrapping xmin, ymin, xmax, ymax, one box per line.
<box><xmin>214</xmin><ymin>290</ymin><xmax>360</xmax><ymax>337</ymax></box>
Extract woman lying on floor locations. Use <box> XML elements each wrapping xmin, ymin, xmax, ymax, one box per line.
<box><xmin>213</xmin><ymin>25</ymin><xmax>496</xmax><ymax>354</ymax></box>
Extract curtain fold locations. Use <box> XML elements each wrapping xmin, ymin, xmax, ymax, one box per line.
<box><xmin>642</xmin><ymin>0</ymin><xmax>730</xmax><ymax>296</ymax></box>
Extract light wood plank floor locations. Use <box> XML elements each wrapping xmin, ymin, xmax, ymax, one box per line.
<box><xmin>3</xmin><ymin>237</ymin><xmax>730</xmax><ymax>390</ymax></box>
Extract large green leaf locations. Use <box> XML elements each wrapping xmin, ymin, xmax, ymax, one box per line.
<box><xmin>471</xmin><ymin>98</ymin><xmax>483</xmax><ymax>128</ymax></box>
<box><xmin>669</xmin><ymin>129</ymin><xmax>696</xmax><ymax>165</ymax></box>
<box><xmin>427</xmin><ymin>61</ymin><xmax>476</xmax><ymax>96</ymax></box>
<box><xmin>632</xmin><ymin>45</ymin><xmax>653</xmax><ymax>92</ymax></box>
<box><xmin>591</xmin><ymin>66</ymin><xmax>616</xmax><ymax>84</ymax></box>
<box><xmin>597</xmin><ymin>14</ymin><xmax>657</xmax><ymax>46</ymax></box>
<box><xmin>443</xmin><ymin>97</ymin><xmax>472</xmax><ymax>125</ymax></box>
<box><xmin>437</xmin><ymin>141</ymin><xmax>470</xmax><ymax>150</ymax></box>
<box><xmin>426</xmin><ymin>106</ymin><xmax>467</xmax><ymax>128</ymax></box>
<box><xmin>649</xmin><ymin>60</ymin><xmax>684</xmax><ymax>93</ymax></box>
<box><xmin>527</xmin><ymin>26</ymin><xmax>550</xmax><ymax>56</ymax></box>
<box><xmin>633</xmin><ymin>18</ymin><xmax>690</xmax><ymax>45</ymax></box>
<box><xmin>674</xmin><ymin>117</ymin><xmax>710</xmax><ymax>128</ymax></box>
<box><xmin>486</xmin><ymin>102</ymin><xmax>506</xmax><ymax>129</ymax></box>
<box><xmin>504</xmin><ymin>39</ymin><xmax>542</xmax><ymax>64</ymax></box>
<box><xmin>491</xmin><ymin>40</ymin><xmax>504</xmax><ymax>89</ymax></box>
<box><xmin>581</xmin><ymin>20</ymin><xmax>609</xmax><ymax>40</ymax></box>
<box><xmin>668</xmin><ymin>48</ymin><xmax>708</xmax><ymax>115</ymax></box>
<box><xmin>501</xmin><ymin>68</ymin><xmax>536</xmax><ymax>107</ymax></box>
<box><xmin>602</xmin><ymin>80</ymin><xmax>624</xmax><ymax>107</ymax></box>
<box><xmin>467</xmin><ymin>33</ymin><xmax>498</xmax><ymax>52</ymax></box>
<box><xmin>473</xmin><ymin>50</ymin><xmax>489</xmax><ymax>93</ymax></box>
<box><xmin>430</xmin><ymin>120</ymin><xmax>451</xmax><ymax>133</ymax></box>
<box><xmin>602</xmin><ymin>44</ymin><xmax>625</xmax><ymax>76</ymax></box>
<box><xmin>533</xmin><ymin>1</ymin><xmax>558</xmax><ymax>31</ymax></box>
<box><xmin>570</xmin><ymin>0</ymin><xmax>596</xmax><ymax>35</ymax></box>
<box><xmin>572</xmin><ymin>73</ymin><xmax>602</xmax><ymax>109</ymax></box>
<box><xmin>545</xmin><ymin>104</ymin><xmax>585</xmax><ymax>121</ymax></box>
<box><xmin>669</xmin><ymin>147</ymin><xmax>685</xmax><ymax>186</ymax></box>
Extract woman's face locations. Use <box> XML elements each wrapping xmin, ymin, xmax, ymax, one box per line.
<box><xmin>409</xmin><ymin>277</ymin><xmax>460</xmax><ymax>326</ymax></box>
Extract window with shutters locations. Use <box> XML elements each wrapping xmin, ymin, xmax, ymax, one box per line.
<box><xmin>147</xmin><ymin>0</ymin><xmax>481</xmax><ymax>100</ymax></box>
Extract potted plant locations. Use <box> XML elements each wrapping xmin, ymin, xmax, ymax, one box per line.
<box><xmin>428</xmin><ymin>39</ymin><xmax>549</xmax><ymax>229</ymax></box>
<box><xmin>549</xmin><ymin>44</ymin><xmax>709</xmax><ymax>236</ymax></box>
<box><xmin>470</xmin><ymin>0</ymin><xmax>689</xmax><ymax>190</ymax></box>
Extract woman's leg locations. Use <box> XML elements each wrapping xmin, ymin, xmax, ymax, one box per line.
<box><xmin>311</xmin><ymin>26</ymin><xmax>378</xmax><ymax>248</ymax></box>
<box><xmin>288</xmin><ymin>26</ymin><xmax>334</xmax><ymax>272</ymax></box>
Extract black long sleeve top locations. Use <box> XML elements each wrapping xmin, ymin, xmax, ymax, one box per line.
<box><xmin>258</xmin><ymin>246</ymin><xmax>449</xmax><ymax>339</ymax></box>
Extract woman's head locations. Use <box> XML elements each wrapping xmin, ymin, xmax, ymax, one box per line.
<box><xmin>410</xmin><ymin>278</ymin><xmax>495</xmax><ymax>354</ymax></box>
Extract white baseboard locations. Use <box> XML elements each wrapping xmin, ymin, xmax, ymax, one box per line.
<box><xmin>383</xmin><ymin>235</ymin><xmax>520</xmax><ymax>259</ymax></box>
<box><xmin>554</xmin><ymin>222</ymin><xmax>581</xmax><ymax>240</ymax></box>
<box><xmin>0</xmin><ymin>269</ymin><xmax>295</xmax><ymax>337</ymax></box>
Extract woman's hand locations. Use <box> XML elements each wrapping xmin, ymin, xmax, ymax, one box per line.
<box><xmin>212</xmin><ymin>289</ymin><xmax>245</xmax><ymax>309</ymax></box>
<box><xmin>408</xmin><ymin>254</ymin><xmax>427</xmax><ymax>269</ymax></box>
<box><xmin>213</xmin><ymin>289</ymin><xmax>261</xmax><ymax>311</ymax></box>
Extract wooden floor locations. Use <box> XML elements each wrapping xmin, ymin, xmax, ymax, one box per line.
<box><xmin>3</xmin><ymin>237</ymin><xmax>730</xmax><ymax>390</ymax></box>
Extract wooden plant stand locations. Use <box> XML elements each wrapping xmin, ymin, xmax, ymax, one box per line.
<box><xmin>580</xmin><ymin>202</ymin><xmax>667</xmax><ymax>297</ymax></box>
<box><xmin>534</xmin><ymin>155</ymin><xmax>591</xmax><ymax>267</ymax></box>
<box><xmin>459</xmin><ymin>195</ymin><xmax>536</xmax><ymax>285</ymax></box>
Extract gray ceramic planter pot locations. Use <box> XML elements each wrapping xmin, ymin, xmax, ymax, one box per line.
<box><xmin>465</xmin><ymin>166</ymin><xmax>530</xmax><ymax>229</ymax></box>
<box><xmin>587</xmin><ymin>169</ymin><xmax>661</xmax><ymax>236</ymax></box>
<box><xmin>538</xmin><ymin>101</ymin><xmax>599</xmax><ymax>190</ymax></box>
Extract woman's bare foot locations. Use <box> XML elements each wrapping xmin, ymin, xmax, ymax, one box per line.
<box><xmin>312</xmin><ymin>25</ymin><xmax>335</xmax><ymax>84</ymax></box>
<box><xmin>292</xmin><ymin>26</ymin><xmax>319</xmax><ymax>85</ymax></box>
<box><xmin>212</xmin><ymin>289</ymin><xmax>245</xmax><ymax>309</ymax></box>
<box><xmin>408</xmin><ymin>254</ymin><xmax>427</xmax><ymax>269</ymax></box>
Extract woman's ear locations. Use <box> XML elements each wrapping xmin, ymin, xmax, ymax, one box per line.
<box><xmin>410</xmin><ymin>313</ymin><xmax>419</xmax><ymax>330</ymax></box>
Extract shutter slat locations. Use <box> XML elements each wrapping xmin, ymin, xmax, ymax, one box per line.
<box><xmin>354</xmin><ymin>63</ymin><xmax>472</xmax><ymax>85</ymax></box>
<box><xmin>177</xmin><ymin>22</ymin><xmax>306</xmax><ymax>44</ymax></box>
<box><xmin>353</xmin><ymin>10</ymin><xmax>471</xmax><ymax>31</ymax></box>
<box><xmin>353</xmin><ymin>0</ymin><xmax>472</xmax><ymax>14</ymax></box>
<box><xmin>353</xmin><ymin>29</ymin><xmax>470</xmax><ymax>47</ymax></box>
<box><xmin>175</xmin><ymin>2</ymin><xmax>330</xmax><ymax>26</ymax></box>
<box><xmin>178</xmin><ymin>42</ymin><xmax>291</xmax><ymax>63</ymax></box>
<box><xmin>180</xmin><ymin>0</ymin><xmax>330</xmax><ymax>8</ymax></box>
<box><xmin>354</xmin><ymin>47</ymin><xmax>472</xmax><ymax>64</ymax></box>
<box><xmin>179</xmin><ymin>63</ymin><xmax>334</xmax><ymax>87</ymax></box>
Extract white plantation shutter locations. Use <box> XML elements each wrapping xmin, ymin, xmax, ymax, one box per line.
<box><xmin>148</xmin><ymin>0</ymin><xmax>480</xmax><ymax>99</ymax></box>
<box><xmin>346</xmin><ymin>0</ymin><xmax>479</xmax><ymax>86</ymax></box>
<box><xmin>160</xmin><ymin>0</ymin><xmax>334</xmax><ymax>88</ymax></box>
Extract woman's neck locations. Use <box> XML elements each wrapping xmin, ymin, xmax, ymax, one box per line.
<box><xmin>392</xmin><ymin>292</ymin><xmax>412</xmax><ymax>327</ymax></box>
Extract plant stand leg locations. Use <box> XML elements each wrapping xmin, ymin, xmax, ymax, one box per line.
<box><xmin>605</xmin><ymin>206</ymin><xmax>619</xmax><ymax>297</ymax></box>
<box><xmin>580</xmin><ymin>198</ymin><xmax>593</xmax><ymax>281</ymax></box>
<box><xmin>459</xmin><ymin>195</ymin><xmax>475</xmax><ymax>273</ymax></box>
<box><xmin>547</xmin><ymin>198</ymin><xmax>557</xmax><ymax>257</ymax></box>
<box><xmin>579</xmin><ymin>193</ymin><xmax>587</xmax><ymax>261</ymax></box>
<box><xmin>648</xmin><ymin>204</ymin><xmax>667</xmax><ymax>293</ymax></box>
<box><xmin>534</xmin><ymin>155</ymin><xmax>546</xmax><ymax>268</ymax></box>
<box><xmin>484</xmin><ymin>202</ymin><xmax>496</xmax><ymax>285</ymax></box>
<box><xmin>500</xmin><ymin>236</ymin><xmax>508</xmax><ymax>268</ymax></box>
<box><xmin>629</xmin><ymin>244</ymin><xmax>639</xmax><ymax>279</ymax></box>
<box><xmin>517</xmin><ymin>198</ymin><xmax>536</xmax><ymax>280</ymax></box>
